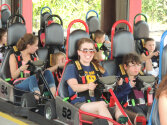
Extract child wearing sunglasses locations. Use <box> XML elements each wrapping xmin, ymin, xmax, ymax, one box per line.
<box><xmin>114</xmin><ymin>53</ymin><xmax>148</xmax><ymax>124</ymax></box>
<box><xmin>63</xmin><ymin>38</ymin><xmax>128</xmax><ymax>125</ymax></box>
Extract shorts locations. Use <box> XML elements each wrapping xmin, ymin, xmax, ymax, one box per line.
<box><xmin>74</xmin><ymin>102</ymin><xmax>86</xmax><ymax>108</ymax></box>
<box><xmin>147</xmin><ymin>67</ymin><xmax>159</xmax><ymax>77</ymax></box>
<box><xmin>144</xmin><ymin>67</ymin><xmax>159</xmax><ymax>77</ymax></box>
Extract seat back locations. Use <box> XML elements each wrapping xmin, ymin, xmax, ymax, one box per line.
<box><xmin>110</xmin><ymin>20</ymin><xmax>135</xmax><ymax>74</ymax></box>
<box><xmin>113</xmin><ymin>30</ymin><xmax>135</xmax><ymax>58</ymax></box>
<box><xmin>40</xmin><ymin>6</ymin><xmax>52</xmax><ymax>29</ymax></box>
<box><xmin>134</xmin><ymin>21</ymin><xmax>149</xmax><ymax>40</ymax></box>
<box><xmin>100</xmin><ymin>60</ymin><xmax>117</xmax><ymax>76</ymax></box>
<box><xmin>0</xmin><ymin>15</ymin><xmax>26</xmax><ymax>80</ymax></box>
<box><xmin>86</xmin><ymin>10</ymin><xmax>100</xmax><ymax>40</ymax></box>
<box><xmin>133</xmin><ymin>14</ymin><xmax>149</xmax><ymax>54</ymax></box>
<box><xmin>1</xmin><ymin>4</ymin><xmax>11</xmax><ymax>29</ymax></box>
<box><xmin>44</xmin><ymin>15</ymin><xmax>64</xmax><ymax>67</ymax></box>
<box><xmin>68</xmin><ymin>30</ymin><xmax>90</xmax><ymax>60</ymax></box>
<box><xmin>87</xmin><ymin>16</ymin><xmax>100</xmax><ymax>34</ymax></box>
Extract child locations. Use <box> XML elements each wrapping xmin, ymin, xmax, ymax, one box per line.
<box><xmin>141</xmin><ymin>38</ymin><xmax>159</xmax><ymax>77</ymax></box>
<box><xmin>48</xmin><ymin>52</ymin><xmax>66</xmax><ymax>86</ymax></box>
<box><xmin>94</xmin><ymin>30</ymin><xmax>110</xmax><ymax>60</ymax></box>
<box><xmin>0</xmin><ymin>28</ymin><xmax>7</xmax><ymax>64</ymax></box>
<box><xmin>114</xmin><ymin>53</ymin><xmax>148</xmax><ymax>124</ymax></box>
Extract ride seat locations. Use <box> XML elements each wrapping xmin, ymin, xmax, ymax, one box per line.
<box><xmin>114</xmin><ymin>31</ymin><xmax>136</xmax><ymax>72</ymax></box>
<box><xmin>40</xmin><ymin>12</ymin><xmax>52</xmax><ymax>30</ymax></box>
<box><xmin>44</xmin><ymin>20</ymin><xmax>64</xmax><ymax>66</ymax></box>
<box><xmin>58</xmin><ymin>30</ymin><xmax>89</xmax><ymax>98</ymax></box>
<box><xmin>87</xmin><ymin>16</ymin><xmax>100</xmax><ymax>34</ymax></box>
<box><xmin>134</xmin><ymin>17</ymin><xmax>149</xmax><ymax>54</ymax></box>
<box><xmin>1</xmin><ymin>8</ymin><xmax>11</xmax><ymax>28</ymax></box>
<box><xmin>86</xmin><ymin>10</ymin><xmax>100</xmax><ymax>41</ymax></box>
<box><xmin>0</xmin><ymin>19</ymin><xmax>26</xmax><ymax>79</ymax></box>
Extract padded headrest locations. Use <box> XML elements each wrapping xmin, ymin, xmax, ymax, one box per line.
<box><xmin>36</xmin><ymin>47</ymin><xmax>48</xmax><ymax>61</ymax></box>
<box><xmin>161</xmin><ymin>45</ymin><xmax>167</xmax><ymax>78</ymax></box>
<box><xmin>45</xmin><ymin>23</ymin><xmax>64</xmax><ymax>46</ymax></box>
<box><xmin>100</xmin><ymin>60</ymin><xmax>117</xmax><ymax>76</ymax></box>
<box><xmin>7</xmin><ymin>23</ymin><xmax>27</xmax><ymax>46</ymax></box>
<box><xmin>40</xmin><ymin>12</ymin><xmax>52</xmax><ymax>29</ymax></box>
<box><xmin>68</xmin><ymin>30</ymin><xmax>90</xmax><ymax>60</ymax></box>
<box><xmin>1</xmin><ymin>9</ymin><xmax>11</xmax><ymax>25</ymax></box>
<box><xmin>113</xmin><ymin>31</ymin><xmax>135</xmax><ymax>58</ymax></box>
<box><xmin>87</xmin><ymin>16</ymin><xmax>100</xmax><ymax>33</ymax></box>
<box><xmin>134</xmin><ymin>21</ymin><xmax>149</xmax><ymax>39</ymax></box>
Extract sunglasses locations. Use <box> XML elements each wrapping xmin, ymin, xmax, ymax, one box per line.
<box><xmin>80</xmin><ymin>49</ymin><xmax>96</xmax><ymax>54</ymax></box>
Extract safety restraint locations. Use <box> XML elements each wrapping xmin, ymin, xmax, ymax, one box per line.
<box><xmin>63</xmin><ymin>60</ymin><xmax>108</xmax><ymax>103</ymax></box>
<box><xmin>118</xmin><ymin>64</ymin><xmax>148</xmax><ymax>108</ymax></box>
<box><xmin>5</xmin><ymin>46</ymin><xmax>37</xmax><ymax>84</ymax></box>
<box><xmin>94</xmin><ymin>43</ymin><xmax>109</xmax><ymax>60</ymax></box>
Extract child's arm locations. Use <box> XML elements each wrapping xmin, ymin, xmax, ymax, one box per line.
<box><xmin>47</xmin><ymin>64</ymin><xmax>58</xmax><ymax>72</ymax></box>
<box><xmin>114</xmin><ymin>82</ymin><xmax>132</xmax><ymax>102</ymax></box>
<box><xmin>141</xmin><ymin>52</ymin><xmax>155</xmax><ymax>62</ymax></box>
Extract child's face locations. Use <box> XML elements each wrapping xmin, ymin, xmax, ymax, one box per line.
<box><xmin>96</xmin><ymin>35</ymin><xmax>105</xmax><ymax>44</ymax></box>
<box><xmin>124</xmin><ymin>62</ymin><xmax>142</xmax><ymax>76</ymax></box>
<box><xmin>57</xmin><ymin>55</ymin><xmax>66</xmax><ymax>68</ymax></box>
<box><xmin>2</xmin><ymin>32</ymin><xmax>7</xmax><ymax>45</ymax></box>
<box><xmin>145</xmin><ymin>40</ymin><xmax>156</xmax><ymax>53</ymax></box>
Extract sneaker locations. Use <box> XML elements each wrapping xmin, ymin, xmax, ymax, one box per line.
<box><xmin>117</xmin><ymin>115</ymin><xmax>128</xmax><ymax>124</ymax></box>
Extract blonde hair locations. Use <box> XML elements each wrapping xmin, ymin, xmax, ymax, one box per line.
<box><xmin>50</xmin><ymin>52</ymin><xmax>66</xmax><ymax>66</ymax></box>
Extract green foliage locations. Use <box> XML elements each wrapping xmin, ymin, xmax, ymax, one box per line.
<box><xmin>32</xmin><ymin>0</ymin><xmax>101</xmax><ymax>32</ymax></box>
<box><xmin>142</xmin><ymin>0</ymin><xmax>167</xmax><ymax>23</ymax></box>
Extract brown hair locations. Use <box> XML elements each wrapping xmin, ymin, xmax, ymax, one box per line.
<box><xmin>50</xmin><ymin>52</ymin><xmax>66</xmax><ymax>66</ymax></box>
<box><xmin>155</xmin><ymin>74</ymin><xmax>167</xmax><ymax>99</ymax></box>
<box><xmin>94</xmin><ymin>30</ymin><xmax>105</xmax><ymax>39</ymax></box>
<box><xmin>0</xmin><ymin>28</ymin><xmax>6</xmax><ymax>41</ymax></box>
<box><xmin>77</xmin><ymin>38</ymin><xmax>105</xmax><ymax>74</ymax></box>
<box><xmin>122</xmin><ymin>53</ymin><xmax>142</xmax><ymax>66</ymax></box>
<box><xmin>17</xmin><ymin>33</ymin><xmax>38</xmax><ymax>51</ymax></box>
<box><xmin>145</xmin><ymin>38</ymin><xmax>155</xmax><ymax>44</ymax></box>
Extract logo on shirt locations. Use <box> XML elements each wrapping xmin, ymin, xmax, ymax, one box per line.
<box><xmin>85</xmin><ymin>71</ymin><xmax>96</xmax><ymax>83</ymax></box>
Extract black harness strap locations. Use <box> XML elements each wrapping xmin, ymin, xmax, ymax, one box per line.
<box><xmin>118</xmin><ymin>64</ymin><xmax>145</xmax><ymax>107</ymax></box>
<box><xmin>73</xmin><ymin>60</ymin><xmax>102</xmax><ymax>102</ymax></box>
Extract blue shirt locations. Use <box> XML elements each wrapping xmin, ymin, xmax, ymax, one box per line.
<box><xmin>64</xmin><ymin>63</ymin><xmax>108</xmax><ymax>104</ymax></box>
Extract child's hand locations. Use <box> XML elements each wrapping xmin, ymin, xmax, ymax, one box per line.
<box><xmin>130</xmin><ymin>79</ymin><xmax>136</xmax><ymax>88</ymax></box>
<box><xmin>117</xmin><ymin>78</ymin><xmax>123</xmax><ymax>85</ymax></box>
<box><xmin>105</xmin><ymin>40</ymin><xmax>111</xmax><ymax>44</ymax></box>
<box><xmin>153</xmin><ymin>51</ymin><xmax>159</xmax><ymax>57</ymax></box>
<box><xmin>19</xmin><ymin>64</ymin><xmax>29</xmax><ymax>71</ymax></box>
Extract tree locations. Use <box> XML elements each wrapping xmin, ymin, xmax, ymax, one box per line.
<box><xmin>142</xmin><ymin>0</ymin><xmax>167</xmax><ymax>23</ymax></box>
<box><xmin>32</xmin><ymin>0</ymin><xmax>101</xmax><ymax>32</ymax></box>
